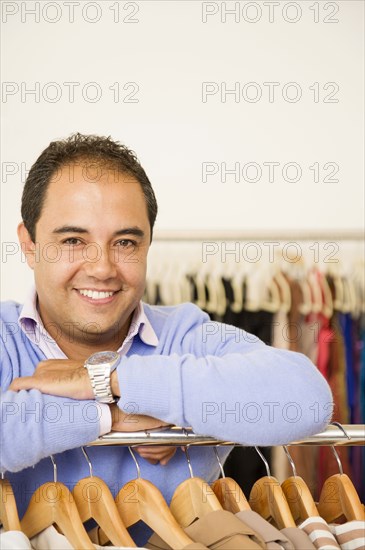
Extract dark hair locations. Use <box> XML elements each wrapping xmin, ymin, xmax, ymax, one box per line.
<box><xmin>21</xmin><ymin>133</ymin><xmax>158</xmax><ymax>241</ymax></box>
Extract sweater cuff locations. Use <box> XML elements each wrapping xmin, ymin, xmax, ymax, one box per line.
<box><xmin>98</xmin><ymin>403</ymin><xmax>112</xmax><ymax>435</ymax></box>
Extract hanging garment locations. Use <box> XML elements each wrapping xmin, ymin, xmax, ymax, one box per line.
<box><xmin>281</xmin><ymin>527</ymin><xmax>316</xmax><ymax>550</ymax></box>
<box><xmin>235</xmin><ymin>509</ymin><xmax>295</xmax><ymax>549</ymax></box>
<box><xmin>0</xmin><ymin>525</ymin><xmax>146</xmax><ymax>550</ymax></box>
<box><xmin>146</xmin><ymin>540</ymin><xmax>209</xmax><ymax>550</ymax></box>
<box><xmin>329</xmin><ymin>521</ymin><xmax>365</xmax><ymax>550</ymax></box>
<box><xmin>222</xmin><ymin>282</ymin><xmax>274</xmax><ymax>497</ymax></box>
<box><xmin>0</xmin><ymin>530</ymin><xmax>33</xmax><ymax>549</ymax></box>
<box><xmin>146</xmin><ymin>509</ymin><xmax>267</xmax><ymax>549</ymax></box>
<box><xmin>285</xmin><ymin>280</ymin><xmax>319</xmax><ymax>498</ymax></box>
<box><xmin>340</xmin><ymin>313</ymin><xmax>356</xmax><ymax>424</ymax></box>
<box><xmin>299</xmin><ymin>516</ymin><xmax>340</xmax><ymax>550</ymax></box>
<box><xmin>318</xmin><ymin>314</ymin><xmax>352</xmax><ymax>493</ymax></box>
<box><xmin>32</xmin><ymin>525</ymin><xmax>144</xmax><ymax>550</ymax></box>
<box><xmin>360</xmin><ymin>314</ymin><xmax>365</xmax><ymax>424</ymax></box>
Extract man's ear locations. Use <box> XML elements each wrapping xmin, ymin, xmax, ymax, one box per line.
<box><xmin>17</xmin><ymin>222</ymin><xmax>36</xmax><ymax>269</ymax></box>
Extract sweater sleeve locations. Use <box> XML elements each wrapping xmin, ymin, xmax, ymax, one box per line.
<box><xmin>117</xmin><ymin>317</ymin><xmax>334</xmax><ymax>446</ymax></box>
<box><xmin>0</xmin><ymin>388</ymin><xmax>102</xmax><ymax>472</ymax></box>
<box><xmin>0</xmin><ymin>327</ymin><xmax>102</xmax><ymax>473</ymax></box>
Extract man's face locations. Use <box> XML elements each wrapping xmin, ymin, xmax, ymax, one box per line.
<box><xmin>18</xmin><ymin>163</ymin><xmax>151</xmax><ymax>351</ymax></box>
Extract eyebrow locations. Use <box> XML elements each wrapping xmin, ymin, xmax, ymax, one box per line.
<box><xmin>52</xmin><ymin>226</ymin><xmax>145</xmax><ymax>238</ymax></box>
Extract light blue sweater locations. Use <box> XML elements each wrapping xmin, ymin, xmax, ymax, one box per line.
<box><xmin>0</xmin><ymin>300</ymin><xmax>333</xmax><ymax>543</ymax></box>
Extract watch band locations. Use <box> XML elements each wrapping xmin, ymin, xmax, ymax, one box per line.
<box><xmin>88</xmin><ymin>363</ymin><xmax>115</xmax><ymax>403</ymax></box>
<box><xmin>84</xmin><ymin>351</ymin><xmax>120</xmax><ymax>404</ymax></box>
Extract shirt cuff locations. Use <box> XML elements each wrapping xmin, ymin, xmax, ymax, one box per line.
<box><xmin>98</xmin><ymin>403</ymin><xmax>112</xmax><ymax>436</ymax></box>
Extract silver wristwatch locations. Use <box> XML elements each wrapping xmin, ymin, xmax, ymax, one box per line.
<box><xmin>84</xmin><ymin>351</ymin><xmax>121</xmax><ymax>403</ymax></box>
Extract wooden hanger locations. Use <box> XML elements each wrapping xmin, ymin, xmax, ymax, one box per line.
<box><xmin>169</xmin><ymin>446</ymin><xmax>222</xmax><ymax>528</ymax></box>
<box><xmin>249</xmin><ymin>447</ymin><xmax>296</xmax><ymax>529</ymax></box>
<box><xmin>72</xmin><ymin>447</ymin><xmax>136</xmax><ymax>547</ymax></box>
<box><xmin>317</xmin><ymin>444</ymin><xmax>364</xmax><ymax>523</ymax></box>
<box><xmin>318</xmin><ymin>474</ymin><xmax>365</xmax><ymax>523</ymax></box>
<box><xmin>211</xmin><ymin>447</ymin><xmax>251</xmax><ymax>514</ymax></box>
<box><xmin>115</xmin><ymin>447</ymin><xmax>195</xmax><ymax>549</ymax></box>
<box><xmin>0</xmin><ymin>477</ymin><xmax>21</xmax><ymax>531</ymax></box>
<box><xmin>20</xmin><ymin>455</ymin><xmax>94</xmax><ymax>550</ymax></box>
<box><xmin>280</xmin><ymin>446</ymin><xmax>319</xmax><ymax>524</ymax></box>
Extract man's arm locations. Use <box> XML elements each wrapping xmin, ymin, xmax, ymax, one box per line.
<box><xmin>112</xmin><ymin>321</ymin><xmax>334</xmax><ymax>446</ymax></box>
<box><xmin>7</xmin><ymin>309</ymin><xmax>334</xmax><ymax>448</ymax></box>
<box><xmin>10</xmin><ymin>332</ymin><xmax>333</xmax><ymax>447</ymax></box>
<box><xmin>0</xmin><ymin>388</ymin><xmax>102</xmax><ymax>472</ymax></box>
<box><xmin>4</xmin><ymin>361</ymin><xmax>176</xmax><ymax>470</ymax></box>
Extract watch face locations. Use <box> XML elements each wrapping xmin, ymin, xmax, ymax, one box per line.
<box><xmin>87</xmin><ymin>351</ymin><xmax>120</xmax><ymax>365</ymax></box>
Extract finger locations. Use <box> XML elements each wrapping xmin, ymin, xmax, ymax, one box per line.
<box><xmin>9</xmin><ymin>377</ymin><xmax>40</xmax><ymax>392</ymax></box>
<box><xmin>136</xmin><ymin>451</ymin><xmax>173</xmax><ymax>461</ymax></box>
<box><xmin>160</xmin><ymin>451</ymin><xmax>177</xmax><ymax>466</ymax></box>
<box><xmin>137</xmin><ymin>448</ymin><xmax>176</xmax><ymax>462</ymax></box>
<box><xmin>36</xmin><ymin>359</ymin><xmax>82</xmax><ymax>371</ymax></box>
<box><xmin>144</xmin><ymin>458</ymin><xmax>159</xmax><ymax>465</ymax></box>
<box><xmin>136</xmin><ymin>450</ymin><xmax>171</xmax><ymax>461</ymax></box>
<box><xmin>134</xmin><ymin>446</ymin><xmax>171</xmax><ymax>454</ymax></box>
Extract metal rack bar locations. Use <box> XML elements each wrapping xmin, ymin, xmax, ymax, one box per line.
<box><xmin>89</xmin><ymin>424</ymin><xmax>364</xmax><ymax>448</ymax></box>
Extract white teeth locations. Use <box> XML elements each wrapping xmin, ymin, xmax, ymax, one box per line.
<box><xmin>78</xmin><ymin>290</ymin><xmax>114</xmax><ymax>300</ymax></box>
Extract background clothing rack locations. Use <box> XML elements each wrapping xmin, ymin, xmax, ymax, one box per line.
<box><xmin>89</xmin><ymin>424</ymin><xmax>365</xmax><ymax>447</ymax></box>
<box><xmin>152</xmin><ymin>230</ymin><xmax>365</xmax><ymax>241</ymax></box>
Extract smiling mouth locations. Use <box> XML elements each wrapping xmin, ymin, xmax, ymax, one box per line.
<box><xmin>76</xmin><ymin>289</ymin><xmax>118</xmax><ymax>300</ymax></box>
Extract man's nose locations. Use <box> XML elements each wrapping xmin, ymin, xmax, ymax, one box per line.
<box><xmin>82</xmin><ymin>244</ymin><xmax>117</xmax><ymax>279</ymax></box>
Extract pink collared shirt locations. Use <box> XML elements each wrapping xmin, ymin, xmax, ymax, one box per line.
<box><xmin>18</xmin><ymin>287</ymin><xmax>158</xmax><ymax>435</ymax></box>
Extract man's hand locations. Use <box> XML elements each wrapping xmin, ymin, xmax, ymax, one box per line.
<box><xmin>133</xmin><ymin>446</ymin><xmax>177</xmax><ymax>465</ymax></box>
<box><xmin>9</xmin><ymin>359</ymin><xmax>94</xmax><ymax>400</ymax></box>
<box><xmin>110</xmin><ymin>404</ymin><xmax>177</xmax><ymax>465</ymax></box>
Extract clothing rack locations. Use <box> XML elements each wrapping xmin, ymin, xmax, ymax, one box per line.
<box><xmin>89</xmin><ymin>424</ymin><xmax>365</xmax><ymax>447</ymax></box>
<box><xmin>152</xmin><ymin>230</ymin><xmax>365</xmax><ymax>241</ymax></box>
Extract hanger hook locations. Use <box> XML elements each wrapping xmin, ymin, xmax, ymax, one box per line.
<box><xmin>330</xmin><ymin>446</ymin><xmax>344</xmax><ymax>475</ymax></box>
<box><xmin>49</xmin><ymin>455</ymin><xmax>57</xmax><ymax>483</ymax></box>
<box><xmin>254</xmin><ymin>446</ymin><xmax>271</xmax><ymax>477</ymax></box>
<box><xmin>213</xmin><ymin>446</ymin><xmax>225</xmax><ymax>479</ymax></box>
<box><xmin>330</xmin><ymin>421</ymin><xmax>351</xmax><ymax>440</ymax></box>
<box><xmin>181</xmin><ymin>428</ymin><xmax>194</xmax><ymax>478</ymax></box>
<box><xmin>183</xmin><ymin>446</ymin><xmax>194</xmax><ymax>479</ymax></box>
<box><xmin>329</xmin><ymin>422</ymin><xmax>350</xmax><ymax>475</ymax></box>
<box><xmin>128</xmin><ymin>446</ymin><xmax>141</xmax><ymax>479</ymax></box>
<box><xmin>81</xmin><ymin>446</ymin><xmax>93</xmax><ymax>478</ymax></box>
<box><xmin>283</xmin><ymin>445</ymin><xmax>297</xmax><ymax>477</ymax></box>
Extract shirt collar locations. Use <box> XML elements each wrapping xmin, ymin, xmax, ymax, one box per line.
<box><xmin>124</xmin><ymin>300</ymin><xmax>159</xmax><ymax>347</ymax></box>
<box><xmin>18</xmin><ymin>286</ymin><xmax>158</xmax><ymax>350</ymax></box>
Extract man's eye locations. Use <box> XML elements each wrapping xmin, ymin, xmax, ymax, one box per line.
<box><xmin>116</xmin><ymin>240</ymin><xmax>135</xmax><ymax>248</ymax></box>
<box><xmin>62</xmin><ymin>238</ymin><xmax>82</xmax><ymax>245</ymax></box>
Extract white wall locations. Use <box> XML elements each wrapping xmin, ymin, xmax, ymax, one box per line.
<box><xmin>1</xmin><ymin>0</ymin><xmax>364</xmax><ymax>301</ymax></box>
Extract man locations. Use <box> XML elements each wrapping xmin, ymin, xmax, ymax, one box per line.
<box><xmin>1</xmin><ymin>133</ymin><xmax>333</xmax><ymax>545</ymax></box>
